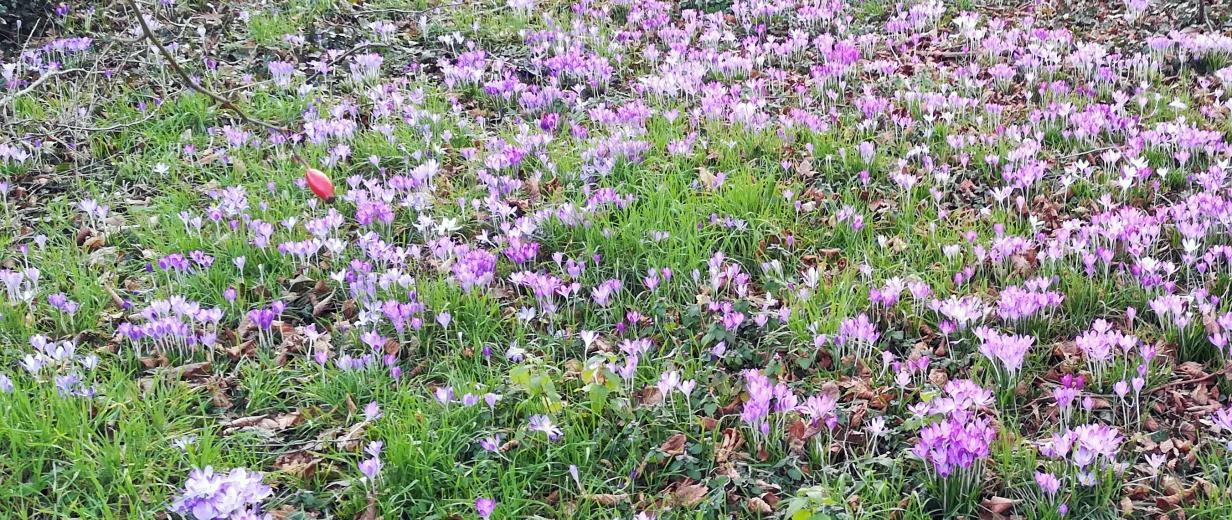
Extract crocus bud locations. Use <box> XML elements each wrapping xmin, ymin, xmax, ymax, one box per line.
<box><xmin>304</xmin><ymin>166</ymin><xmax>335</xmax><ymax>203</ymax></box>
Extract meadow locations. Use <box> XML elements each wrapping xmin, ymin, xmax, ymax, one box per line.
<box><xmin>2</xmin><ymin>0</ymin><xmax>1232</xmax><ymax>518</ymax></box>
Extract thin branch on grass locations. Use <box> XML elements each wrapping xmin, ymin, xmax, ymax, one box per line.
<box><xmin>356</xmin><ymin>0</ymin><xmax>468</xmax><ymax>16</ymax></box>
<box><xmin>62</xmin><ymin>110</ymin><xmax>162</xmax><ymax>133</ymax></box>
<box><xmin>119</xmin><ymin>0</ymin><xmax>290</xmax><ymax>133</ymax></box>
<box><xmin>1058</xmin><ymin>146</ymin><xmax>1118</xmax><ymax>161</ymax></box>
<box><xmin>1152</xmin><ymin>364</ymin><xmax>1232</xmax><ymax>393</ymax></box>
<box><xmin>0</xmin><ymin>68</ymin><xmax>89</xmax><ymax>107</ymax></box>
<box><xmin>303</xmin><ymin>43</ymin><xmax>375</xmax><ymax>84</ymax></box>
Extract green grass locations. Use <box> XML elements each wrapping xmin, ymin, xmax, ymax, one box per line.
<box><xmin>4</xmin><ymin>0</ymin><xmax>1232</xmax><ymax>519</ymax></box>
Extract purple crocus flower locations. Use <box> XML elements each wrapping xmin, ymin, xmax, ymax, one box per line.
<box><xmin>169</xmin><ymin>467</ymin><xmax>271</xmax><ymax>520</ymax></box>
<box><xmin>475</xmin><ymin>497</ymin><xmax>496</xmax><ymax>519</ymax></box>
<box><xmin>359</xmin><ymin>456</ymin><xmax>382</xmax><ymax>482</ymax></box>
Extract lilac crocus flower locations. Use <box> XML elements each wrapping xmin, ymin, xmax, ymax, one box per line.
<box><xmin>1035</xmin><ymin>472</ymin><xmax>1061</xmax><ymax>496</ymax></box>
<box><xmin>169</xmin><ymin>467</ymin><xmax>272</xmax><ymax>520</ymax></box>
<box><xmin>528</xmin><ymin>414</ymin><xmax>562</xmax><ymax>441</ymax></box>
<box><xmin>480</xmin><ymin>434</ymin><xmax>502</xmax><ymax>452</ymax></box>
<box><xmin>359</xmin><ymin>456</ymin><xmax>382</xmax><ymax>482</ymax></box>
<box><xmin>475</xmin><ymin>497</ymin><xmax>496</xmax><ymax>519</ymax></box>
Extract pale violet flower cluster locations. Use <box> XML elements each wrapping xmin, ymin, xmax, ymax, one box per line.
<box><xmin>21</xmin><ymin>335</ymin><xmax>99</xmax><ymax>398</ymax></box>
<box><xmin>169</xmin><ymin>467</ymin><xmax>272</xmax><ymax>520</ymax></box>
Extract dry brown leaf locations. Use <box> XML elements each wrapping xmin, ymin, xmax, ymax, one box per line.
<box><xmin>341</xmin><ymin>299</ymin><xmax>359</xmax><ymax>320</ymax></box>
<box><xmin>138</xmin><ymin>361</ymin><xmax>213</xmax><ymax>392</ymax></box>
<box><xmin>210</xmin><ymin>383</ymin><xmax>234</xmax><ymax>410</ymax></box>
<box><xmin>225</xmin><ymin>339</ymin><xmax>257</xmax><ymax>360</ymax></box>
<box><xmin>335</xmin><ymin>420</ymin><xmax>369</xmax><ymax>451</ymax></box>
<box><xmin>924</xmin><ymin>368</ymin><xmax>949</xmax><ymax>388</ymax></box>
<box><xmin>716</xmin><ymin>462</ymin><xmax>740</xmax><ymax>481</ymax></box>
<box><xmin>795</xmin><ymin>157</ymin><xmax>815</xmax><ymax>179</ymax></box>
<box><xmin>980</xmin><ymin>496</ymin><xmax>1016</xmax><ymax>515</ymax></box>
<box><xmin>1156</xmin><ymin>476</ymin><xmax>1197</xmax><ymax>511</ymax></box>
<box><xmin>660</xmin><ymin>433</ymin><xmax>687</xmax><ymax>457</ymax></box>
<box><xmin>172</xmin><ymin>361</ymin><xmax>212</xmax><ymax>379</ymax></box>
<box><xmin>383</xmin><ymin>338</ymin><xmax>401</xmax><ymax>356</ymax></box>
<box><xmin>762</xmin><ymin>492</ymin><xmax>780</xmax><ymax>509</ymax></box>
<box><xmin>674</xmin><ymin>483</ymin><xmax>708</xmax><ymax>507</ymax></box>
<box><xmin>75</xmin><ymin>227</ymin><xmax>92</xmax><ymax>246</ymax></box>
<box><xmin>640</xmin><ymin>386</ymin><xmax>663</xmax><ymax>407</ymax></box>
<box><xmin>698</xmin><ymin>167</ymin><xmax>718</xmax><ymax>190</ymax></box>
<box><xmin>275</xmin><ymin>450</ymin><xmax>321</xmax><ymax>479</ymax></box>
<box><xmin>717</xmin><ymin>397</ymin><xmax>742</xmax><ymax>416</ymax></box>
<box><xmin>356</xmin><ymin>494</ymin><xmax>379</xmax><ymax>520</ymax></box>
<box><xmin>584</xmin><ymin>493</ymin><xmax>628</xmax><ymax>505</ymax></box>
<box><xmin>267</xmin><ymin>505</ymin><xmax>307</xmax><ymax>520</ymax></box>
<box><xmin>140</xmin><ymin>352</ymin><xmax>169</xmax><ymax>369</ymax></box>
<box><xmin>1203</xmin><ymin>313</ymin><xmax>1220</xmax><ymax>336</ymax></box>
<box><xmin>274</xmin><ymin>322</ymin><xmax>305</xmax><ymax>367</ymax></box>
<box><xmin>224</xmin><ymin>411</ymin><xmax>304</xmax><ymax>434</ymax></box>
<box><xmin>849</xmin><ymin>404</ymin><xmax>867</xmax><ymax>429</ymax></box>
<box><xmin>312</xmin><ymin>294</ymin><xmax>335</xmax><ymax>317</ymax></box>
<box><xmin>83</xmin><ymin>233</ymin><xmax>107</xmax><ymax>251</ymax></box>
<box><xmin>698</xmin><ymin>417</ymin><xmax>719</xmax><ymax>431</ymax></box>
<box><xmin>747</xmin><ymin>497</ymin><xmax>772</xmax><ymax>515</ymax></box>
<box><xmin>716</xmin><ymin>428</ymin><xmax>744</xmax><ymax>463</ymax></box>
<box><xmin>1176</xmin><ymin>362</ymin><xmax>1208</xmax><ymax>380</ymax></box>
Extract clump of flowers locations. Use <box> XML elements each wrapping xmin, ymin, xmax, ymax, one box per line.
<box><xmin>20</xmin><ymin>335</ymin><xmax>100</xmax><ymax>398</ymax></box>
<box><xmin>359</xmin><ymin>440</ymin><xmax>383</xmax><ymax>486</ymax></box>
<box><xmin>47</xmin><ymin>292</ymin><xmax>80</xmax><ymax>331</ymax></box>
<box><xmin>267</xmin><ymin>60</ymin><xmax>296</xmax><ymax>88</ymax></box>
<box><xmin>1074</xmin><ymin>319</ymin><xmax>1141</xmax><ymax>385</ymax></box>
<box><xmin>1036</xmin><ymin>422</ymin><xmax>1125</xmax><ymax>504</ymax></box>
<box><xmin>169</xmin><ymin>467</ymin><xmax>272</xmax><ymax>520</ymax></box>
<box><xmin>118</xmin><ymin>297</ymin><xmax>224</xmax><ymax>355</ymax></box>
<box><xmin>995</xmin><ymin>277</ymin><xmax>1064</xmax><ymax>322</ymax></box>
<box><xmin>246</xmin><ymin>301</ymin><xmax>286</xmax><ymax>348</ymax></box>
<box><xmin>1052</xmin><ymin>373</ymin><xmax>1086</xmax><ymax>426</ymax></box>
<box><xmin>0</xmin><ymin>267</ymin><xmax>39</xmax><ymax>305</ymax></box>
<box><xmin>152</xmin><ymin>251</ymin><xmax>216</xmax><ymax>283</ymax></box>
<box><xmin>973</xmin><ymin>327</ymin><xmax>1034</xmax><ymax>384</ymax></box>
<box><xmin>912</xmin><ymin>411</ymin><xmax>996</xmax><ymax>478</ymax></box>
<box><xmin>910</xmin><ymin>380</ymin><xmax>997</xmax><ymax>512</ymax></box>
<box><xmin>832</xmin><ymin>313</ymin><xmax>880</xmax><ymax>361</ymax></box>
<box><xmin>929</xmin><ymin>294</ymin><xmax>988</xmax><ymax>334</ymax></box>
<box><xmin>740</xmin><ymin>369</ymin><xmax>798</xmax><ymax>443</ymax></box>
<box><xmin>475</xmin><ymin>497</ymin><xmax>496</xmax><ymax>519</ymax></box>
<box><xmin>1029</xmin><ymin>471</ymin><xmax>1064</xmax><ymax>514</ymax></box>
<box><xmin>451</xmin><ymin>246</ymin><xmax>498</xmax><ymax>291</ymax></box>
<box><xmin>797</xmin><ymin>390</ymin><xmax>840</xmax><ymax>458</ymax></box>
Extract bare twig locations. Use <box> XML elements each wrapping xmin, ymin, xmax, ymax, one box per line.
<box><xmin>120</xmin><ymin>0</ymin><xmax>290</xmax><ymax>133</ymax></box>
<box><xmin>303</xmin><ymin>43</ymin><xmax>375</xmax><ymax>84</ymax></box>
<box><xmin>1152</xmin><ymin>364</ymin><xmax>1232</xmax><ymax>393</ymax></box>
<box><xmin>62</xmin><ymin>110</ymin><xmax>162</xmax><ymax>133</ymax></box>
<box><xmin>357</xmin><ymin>0</ymin><xmax>468</xmax><ymax>16</ymax></box>
<box><xmin>1058</xmin><ymin>146</ymin><xmax>1118</xmax><ymax>161</ymax></box>
<box><xmin>0</xmin><ymin>69</ymin><xmax>89</xmax><ymax>107</ymax></box>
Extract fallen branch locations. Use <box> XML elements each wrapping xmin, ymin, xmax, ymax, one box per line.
<box><xmin>1152</xmin><ymin>364</ymin><xmax>1232</xmax><ymax>393</ymax></box>
<box><xmin>303</xmin><ymin>43</ymin><xmax>374</xmax><ymax>84</ymax></box>
<box><xmin>357</xmin><ymin>0</ymin><xmax>468</xmax><ymax>16</ymax></box>
<box><xmin>62</xmin><ymin>109</ymin><xmax>162</xmax><ymax>133</ymax></box>
<box><xmin>0</xmin><ymin>68</ymin><xmax>89</xmax><ymax>107</ymax></box>
<box><xmin>120</xmin><ymin>0</ymin><xmax>289</xmax><ymax>133</ymax></box>
<box><xmin>1057</xmin><ymin>146</ymin><xmax>1118</xmax><ymax>161</ymax></box>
